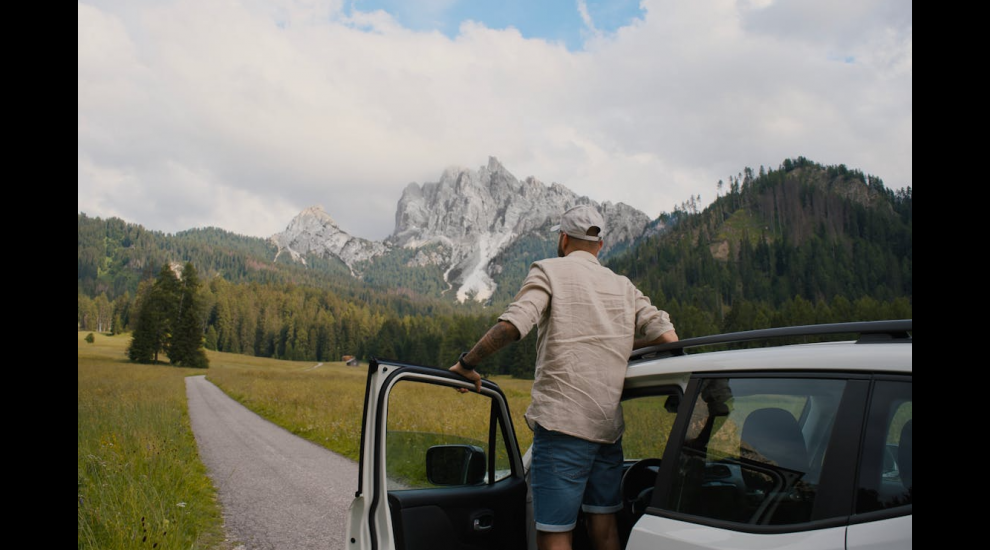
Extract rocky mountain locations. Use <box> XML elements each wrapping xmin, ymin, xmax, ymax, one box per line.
<box><xmin>270</xmin><ymin>157</ymin><xmax>655</xmax><ymax>302</ymax></box>
<box><xmin>270</xmin><ymin>206</ymin><xmax>389</xmax><ymax>274</ymax></box>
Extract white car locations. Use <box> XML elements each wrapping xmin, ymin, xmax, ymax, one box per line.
<box><xmin>345</xmin><ymin>320</ymin><xmax>912</xmax><ymax>550</ymax></box>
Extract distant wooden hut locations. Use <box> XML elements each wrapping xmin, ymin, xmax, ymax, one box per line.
<box><xmin>342</xmin><ymin>355</ymin><xmax>359</xmax><ymax>367</ymax></box>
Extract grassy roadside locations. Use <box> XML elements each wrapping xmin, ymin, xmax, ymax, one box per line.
<box><xmin>77</xmin><ymin>332</ymin><xmax>228</xmax><ymax>550</ymax></box>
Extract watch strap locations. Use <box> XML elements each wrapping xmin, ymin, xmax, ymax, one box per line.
<box><xmin>458</xmin><ymin>351</ymin><xmax>477</xmax><ymax>371</ymax></box>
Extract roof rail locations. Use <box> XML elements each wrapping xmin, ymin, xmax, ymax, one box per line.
<box><xmin>630</xmin><ymin>319</ymin><xmax>912</xmax><ymax>361</ymax></box>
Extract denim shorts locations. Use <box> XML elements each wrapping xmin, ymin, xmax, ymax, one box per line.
<box><xmin>530</xmin><ymin>424</ymin><xmax>624</xmax><ymax>532</ymax></box>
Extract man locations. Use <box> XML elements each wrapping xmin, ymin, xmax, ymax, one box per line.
<box><xmin>450</xmin><ymin>204</ymin><xmax>678</xmax><ymax>550</ymax></box>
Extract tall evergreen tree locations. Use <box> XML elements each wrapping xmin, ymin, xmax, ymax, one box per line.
<box><xmin>169</xmin><ymin>262</ymin><xmax>210</xmax><ymax>368</ymax></box>
<box><xmin>128</xmin><ymin>265</ymin><xmax>179</xmax><ymax>364</ymax></box>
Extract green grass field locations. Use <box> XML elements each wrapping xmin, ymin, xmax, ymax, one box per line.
<box><xmin>78</xmin><ymin>331</ymin><xmax>537</xmax><ymax>549</ymax></box>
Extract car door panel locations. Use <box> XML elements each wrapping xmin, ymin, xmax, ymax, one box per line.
<box><xmin>846</xmin><ymin>515</ymin><xmax>912</xmax><ymax>550</ymax></box>
<box><xmin>387</xmin><ymin>478</ymin><xmax>528</xmax><ymax>550</ymax></box>
<box><xmin>627</xmin><ymin>515</ymin><xmax>847</xmax><ymax>550</ymax></box>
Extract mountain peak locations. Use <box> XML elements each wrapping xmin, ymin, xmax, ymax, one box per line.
<box><xmin>270</xmin><ymin>205</ymin><xmax>387</xmax><ymax>271</ymax></box>
<box><xmin>298</xmin><ymin>205</ymin><xmax>337</xmax><ymax>226</ymax></box>
<box><xmin>486</xmin><ymin>156</ymin><xmax>505</xmax><ymax>173</ymax></box>
<box><xmin>273</xmin><ymin>158</ymin><xmax>652</xmax><ymax>302</ymax></box>
<box><xmin>389</xmin><ymin>160</ymin><xmax>650</xmax><ymax>301</ymax></box>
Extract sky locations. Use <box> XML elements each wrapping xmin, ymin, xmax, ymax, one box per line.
<box><xmin>78</xmin><ymin>0</ymin><xmax>912</xmax><ymax>242</ymax></box>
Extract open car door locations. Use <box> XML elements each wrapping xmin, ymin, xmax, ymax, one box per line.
<box><xmin>345</xmin><ymin>359</ymin><xmax>532</xmax><ymax>550</ymax></box>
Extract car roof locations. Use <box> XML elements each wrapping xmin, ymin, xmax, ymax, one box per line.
<box><xmin>629</xmin><ymin>339</ymin><xmax>911</xmax><ymax>377</ymax></box>
<box><xmin>624</xmin><ymin>320</ymin><xmax>912</xmax><ymax>387</ymax></box>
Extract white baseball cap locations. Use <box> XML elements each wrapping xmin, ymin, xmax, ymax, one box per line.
<box><xmin>551</xmin><ymin>205</ymin><xmax>605</xmax><ymax>242</ymax></box>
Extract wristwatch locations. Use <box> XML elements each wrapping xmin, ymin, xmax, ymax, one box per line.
<box><xmin>458</xmin><ymin>351</ymin><xmax>477</xmax><ymax>371</ymax></box>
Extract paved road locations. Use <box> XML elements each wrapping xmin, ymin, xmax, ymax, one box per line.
<box><xmin>185</xmin><ymin>375</ymin><xmax>357</xmax><ymax>550</ymax></box>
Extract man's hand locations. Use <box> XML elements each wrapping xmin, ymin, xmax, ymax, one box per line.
<box><xmin>448</xmin><ymin>321</ymin><xmax>519</xmax><ymax>393</ymax></box>
<box><xmin>449</xmin><ymin>363</ymin><xmax>482</xmax><ymax>393</ymax></box>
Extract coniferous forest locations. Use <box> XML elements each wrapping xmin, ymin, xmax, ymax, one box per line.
<box><xmin>78</xmin><ymin>157</ymin><xmax>912</xmax><ymax>378</ymax></box>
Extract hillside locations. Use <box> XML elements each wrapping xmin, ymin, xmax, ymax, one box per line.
<box><xmin>607</xmin><ymin>157</ymin><xmax>912</xmax><ymax>336</ymax></box>
<box><xmin>78</xmin><ymin>216</ymin><xmax>350</xmax><ymax>298</ymax></box>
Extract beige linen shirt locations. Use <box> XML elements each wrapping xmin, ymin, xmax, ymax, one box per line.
<box><xmin>498</xmin><ymin>250</ymin><xmax>674</xmax><ymax>444</ymax></box>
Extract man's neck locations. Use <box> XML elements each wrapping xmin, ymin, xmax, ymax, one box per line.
<box><xmin>565</xmin><ymin>249</ymin><xmax>599</xmax><ymax>260</ymax></box>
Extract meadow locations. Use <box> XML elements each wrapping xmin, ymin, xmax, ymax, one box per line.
<box><xmin>78</xmin><ymin>331</ymin><xmax>536</xmax><ymax>549</ymax></box>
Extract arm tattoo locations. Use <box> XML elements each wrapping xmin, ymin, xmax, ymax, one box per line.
<box><xmin>466</xmin><ymin>321</ymin><xmax>520</xmax><ymax>364</ymax></box>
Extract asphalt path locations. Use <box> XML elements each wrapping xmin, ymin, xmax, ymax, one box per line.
<box><xmin>185</xmin><ymin>375</ymin><xmax>358</xmax><ymax>550</ymax></box>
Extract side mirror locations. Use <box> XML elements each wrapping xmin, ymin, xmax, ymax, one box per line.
<box><xmin>664</xmin><ymin>394</ymin><xmax>681</xmax><ymax>413</ymax></box>
<box><xmin>426</xmin><ymin>444</ymin><xmax>486</xmax><ymax>486</ymax></box>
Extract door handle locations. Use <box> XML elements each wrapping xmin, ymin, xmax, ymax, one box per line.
<box><xmin>472</xmin><ymin>513</ymin><xmax>494</xmax><ymax>532</ymax></box>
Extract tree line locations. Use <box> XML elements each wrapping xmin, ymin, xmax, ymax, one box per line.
<box><xmin>80</xmin><ymin>267</ymin><xmax>911</xmax><ymax>377</ymax></box>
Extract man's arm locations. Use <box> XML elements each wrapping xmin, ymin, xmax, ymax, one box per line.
<box><xmin>449</xmin><ymin>320</ymin><xmax>521</xmax><ymax>392</ymax></box>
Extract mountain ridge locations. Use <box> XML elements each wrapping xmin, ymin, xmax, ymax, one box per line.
<box><xmin>79</xmin><ymin>155</ymin><xmax>912</xmax><ymax>369</ymax></box>
<box><xmin>270</xmin><ymin>156</ymin><xmax>653</xmax><ymax>302</ymax></box>
<box><xmin>79</xmin><ymin>155</ymin><xmax>910</xmax><ymax>316</ymax></box>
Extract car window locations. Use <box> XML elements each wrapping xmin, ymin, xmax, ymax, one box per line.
<box><xmin>492</xmin><ymin>412</ymin><xmax>513</xmax><ymax>481</ymax></box>
<box><xmin>661</xmin><ymin>376</ymin><xmax>846</xmax><ymax>526</ymax></box>
<box><xmin>385</xmin><ymin>379</ymin><xmax>512</xmax><ymax>490</ymax></box>
<box><xmin>855</xmin><ymin>379</ymin><xmax>912</xmax><ymax>513</ymax></box>
<box><xmin>622</xmin><ymin>394</ymin><xmax>680</xmax><ymax>460</ymax></box>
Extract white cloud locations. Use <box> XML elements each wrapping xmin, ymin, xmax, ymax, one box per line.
<box><xmin>78</xmin><ymin>0</ymin><xmax>911</xmax><ymax>241</ymax></box>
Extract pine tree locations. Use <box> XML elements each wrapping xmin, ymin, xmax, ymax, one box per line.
<box><xmin>205</xmin><ymin>326</ymin><xmax>219</xmax><ymax>350</ymax></box>
<box><xmin>169</xmin><ymin>262</ymin><xmax>210</xmax><ymax>368</ymax></box>
<box><xmin>128</xmin><ymin>265</ymin><xmax>179</xmax><ymax>364</ymax></box>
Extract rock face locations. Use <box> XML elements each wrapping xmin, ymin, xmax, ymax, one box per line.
<box><xmin>270</xmin><ymin>206</ymin><xmax>389</xmax><ymax>274</ymax></box>
<box><xmin>270</xmin><ymin>157</ymin><xmax>654</xmax><ymax>302</ymax></box>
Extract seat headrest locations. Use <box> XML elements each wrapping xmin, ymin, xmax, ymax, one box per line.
<box><xmin>741</xmin><ymin>407</ymin><xmax>808</xmax><ymax>473</ymax></box>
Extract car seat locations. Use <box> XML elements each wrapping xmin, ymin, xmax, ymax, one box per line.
<box><xmin>740</xmin><ymin>407</ymin><xmax>811</xmax><ymax>524</ymax></box>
